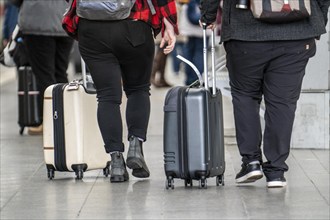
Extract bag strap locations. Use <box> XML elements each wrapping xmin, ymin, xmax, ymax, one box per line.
<box><xmin>147</xmin><ymin>0</ymin><xmax>156</xmax><ymax>15</ymax></box>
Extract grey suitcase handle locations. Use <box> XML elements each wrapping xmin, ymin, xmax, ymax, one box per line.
<box><xmin>176</xmin><ymin>55</ymin><xmax>203</xmax><ymax>84</ymax></box>
<box><xmin>176</xmin><ymin>25</ymin><xmax>217</xmax><ymax>94</ymax></box>
<box><xmin>202</xmin><ymin>24</ymin><xmax>216</xmax><ymax>95</ymax></box>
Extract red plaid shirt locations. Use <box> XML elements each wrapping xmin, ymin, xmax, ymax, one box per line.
<box><xmin>129</xmin><ymin>0</ymin><xmax>179</xmax><ymax>37</ymax></box>
<box><xmin>62</xmin><ymin>0</ymin><xmax>178</xmax><ymax>40</ymax></box>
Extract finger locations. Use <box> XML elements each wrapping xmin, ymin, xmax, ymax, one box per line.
<box><xmin>163</xmin><ymin>45</ymin><xmax>172</xmax><ymax>54</ymax></box>
<box><xmin>163</xmin><ymin>48</ymin><xmax>172</xmax><ymax>55</ymax></box>
<box><xmin>207</xmin><ymin>24</ymin><xmax>215</xmax><ymax>30</ymax></box>
<box><xmin>159</xmin><ymin>39</ymin><xmax>165</xmax><ymax>48</ymax></box>
<box><xmin>164</xmin><ymin>44</ymin><xmax>174</xmax><ymax>54</ymax></box>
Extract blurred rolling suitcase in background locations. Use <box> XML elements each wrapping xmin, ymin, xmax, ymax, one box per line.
<box><xmin>17</xmin><ymin>66</ymin><xmax>42</xmax><ymax>134</ymax></box>
<box><xmin>43</xmin><ymin>58</ymin><xmax>110</xmax><ymax>180</ymax></box>
<box><xmin>163</xmin><ymin>27</ymin><xmax>225</xmax><ymax>189</ymax></box>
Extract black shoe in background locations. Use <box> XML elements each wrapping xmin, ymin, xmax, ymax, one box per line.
<box><xmin>236</xmin><ymin>161</ymin><xmax>263</xmax><ymax>183</ymax></box>
<box><xmin>110</xmin><ymin>152</ymin><xmax>129</xmax><ymax>183</ymax></box>
<box><xmin>126</xmin><ymin>136</ymin><xmax>150</xmax><ymax>178</ymax></box>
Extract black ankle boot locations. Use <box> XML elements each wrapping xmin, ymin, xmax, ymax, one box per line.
<box><xmin>110</xmin><ymin>152</ymin><xmax>129</xmax><ymax>182</ymax></box>
<box><xmin>126</xmin><ymin>136</ymin><xmax>150</xmax><ymax>178</ymax></box>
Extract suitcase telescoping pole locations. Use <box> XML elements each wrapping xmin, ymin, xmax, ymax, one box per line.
<box><xmin>176</xmin><ymin>25</ymin><xmax>217</xmax><ymax>91</ymax></box>
<box><xmin>211</xmin><ymin>27</ymin><xmax>216</xmax><ymax>96</ymax></box>
<box><xmin>80</xmin><ymin>57</ymin><xmax>97</xmax><ymax>94</ymax></box>
<box><xmin>81</xmin><ymin>57</ymin><xmax>88</xmax><ymax>89</ymax></box>
<box><xmin>202</xmin><ymin>24</ymin><xmax>209</xmax><ymax>91</ymax></box>
<box><xmin>202</xmin><ymin>24</ymin><xmax>217</xmax><ymax>95</ymax></box>
<box><xmin>68</xmin><ymin>57</ymin><xmax>96</xmax><ymax>93</ymax></box>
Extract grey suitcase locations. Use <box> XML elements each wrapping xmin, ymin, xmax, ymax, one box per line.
<box><xmin>163</xmin><ymin>27</ymin><xmax>225</xmax><ymax>189</ymax></box>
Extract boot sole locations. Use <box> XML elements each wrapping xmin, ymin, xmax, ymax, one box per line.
<box><xmin>110</xmin><ymin>175</ymin><xmax>129</xmax><ymax>183</ymax></box>
<box><xmin>126</xmin><ymin>158</ymin><xmax>150</xmax><ymax>178</ymax></box>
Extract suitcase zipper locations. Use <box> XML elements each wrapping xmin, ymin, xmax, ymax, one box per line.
<box><xmin>178</xmin><ymin>87</ymin><xmax>190</xmax><ymax>179</ymax></box>
<box><xmin>52</xmin><ymin>84</ymin><xmax>69</xmax><ymax>171</ymax></box>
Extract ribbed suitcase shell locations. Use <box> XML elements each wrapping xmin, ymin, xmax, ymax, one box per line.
<box><xmin>163</xmin><ymin>27</ymin><xmax>225</xmax><ymax>189</ymax></box>
<box><xmin>43</xmin><ymin>82</ymin><xmax>110</xmax><ymax>179</ymax></box>
<box><xmin>163</xmin><ymin>85</ymin><xmax>225</xmax><ymax>189</ymax></box>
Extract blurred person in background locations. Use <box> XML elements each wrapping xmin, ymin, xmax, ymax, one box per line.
<box><xmin>15</xmin><ymin>0</ymin><xmax>74</xmax><ymax>135</ymax></box>
<box><xmin>1</xmin><ymin>0</ymin><xmax>18</xmax><ymax>51</ymax></box>
<box><xmin>170</xmin><ymin>1</ymin><xmax>187</xmax><ymax>77</ymax></box>
<box><xmin>179</xmin><ymin>0</ymin><xmax>208</xmax><ymax>86</ymax></box>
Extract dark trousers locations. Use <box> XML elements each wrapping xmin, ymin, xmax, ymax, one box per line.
<box><xmin>24</xmin><ymin>35</ymin><xmax>74</xmax><ymax>121</ymax></box>
<box><xmin>224</xmin><ymin>39</ymin><xmax>316</xmax><ymax>179</ymax></box>
<box><xmin>78</xmin><ymin>19</ymin><xmax>155</xmax><ymax>153</ymax></box>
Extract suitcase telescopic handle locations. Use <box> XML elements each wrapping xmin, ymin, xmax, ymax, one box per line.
<box><xmin>176</xmin><ymin>25</ymin><xmax>217</xmax><ymax>90</ymax></box>
<box><xmin>211</xmin><ymin>27</ymin><xmax>216</xmax><ymax>95</ymax></box>
<box><xmin>81</xmin><ymin>57</ymin><xmax>88</xmax><ymax>88</ymax></box>
<box><xmin>80</xmin><ymin>57</ymin><xmax>97</xmax><ymax>94</ymax></box>
<box><xmin>202</xmin><ymin>23</ymin><xmax>217</xmax><ymax>95</ymax></box>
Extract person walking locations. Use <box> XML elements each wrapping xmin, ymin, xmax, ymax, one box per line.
<box><xmin>200</xmin><ymin>0</ymin><xmax>330</xmax><ymax>188</ymax></box>
<box><xmin>77</xmin><ymin>0</ymin><xmax>178</xmax><ymax>182</ymax></box>
<box><xmin>16</xmin><ymin>0</ymin><xmax>74</xmax><ymax>135</ymax></box>
<box><xmin>1</xmin><ymin>0</ymin><xmax>19</xmax><ymax>50</ymax></box>
<box><xmin>179</xmin><ymin>0</ymin><xmax>208</xmax><ymax>85</ymax></box>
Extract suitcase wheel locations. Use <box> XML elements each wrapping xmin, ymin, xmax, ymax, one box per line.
<box><xmin>47</xmin><ymin>168</ymin><xmax>55</xmax><ymax>180</ymax></box>
<box><xmin>103</xmin><ymin>167</ymin><xmax>110</xmax><ymax>177</ymax></box>
<box><xmin>19</xmin><ymin>126</ymin><xmax>25</xmax><ymax>135</ymax></box>
<box><xmin>216</xmin><ymin>174</ymin><xmax>224</xmax><ymax>186</ymax></box>
<box><xmin>165</xmin><ymin>176</ymin><xmax>174</xmax><ymax>190</ymax></box>
<box><xmin>184</xmin><ymin>179</ymin><xmax>193</xmax><ymax>187</ymax></box>
<box><xmin>75</xmin><ymin>170</ymin><xmax>84</xmax><ymax>180</ymax></box>
<box><xmin>199</xmin><ymin>177</ymin><xmax>207</xmax><ymax>189</ymax></box>
<box><xmin>103</xmin><ymin>161</ymin><xmax>111</xmax><ymax>177</ymax></box>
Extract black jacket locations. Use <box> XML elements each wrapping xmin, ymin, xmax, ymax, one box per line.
<box><xmin>200</xmin><ymin>0</ymin><xmax>330</xmax><ymax>42</ymax></box>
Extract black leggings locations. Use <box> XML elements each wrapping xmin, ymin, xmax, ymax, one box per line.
<box><xmin>78</xmin><ymin>19</ymin><xmax>155</xmax><ymax>153</ymax></box>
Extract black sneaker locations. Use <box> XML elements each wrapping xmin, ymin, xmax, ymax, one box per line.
<box><xmin>126</xmin><ymin>136</ymin><xmax>150</xmax><ymax>178</ymax></box>
<box><xmin>110</xmin><ymin>152</ymin><xmax>129</xmax><ymax>183</ymax></box>
<box><xmin>236</xmin><ymin>161</ymin><xmax>263</xmax><ymax>183</ymax></box>
<box><xmin>266</xmin><ymin>176</ymin><xmax>287</xmax><ymax>188</ymax></box>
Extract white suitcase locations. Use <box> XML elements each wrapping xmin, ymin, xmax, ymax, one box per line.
<box><xmin>43</xmin><ymin>59</ymin><xmax>110</xmax><ymax>179</ymax></box>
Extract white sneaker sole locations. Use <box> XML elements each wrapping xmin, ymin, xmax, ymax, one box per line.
<box><xmin>267</xmin><ymin>181</ymin><xmax>287</xmax><ymax>188</ymax></box>
<box><xmin>236</xmin><ymin>170</ymin><xmax>263</xmax><ymax>183</ymax></box>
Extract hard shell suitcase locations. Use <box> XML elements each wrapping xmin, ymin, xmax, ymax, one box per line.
<box><xmin>43</xmin><ymin>58</ymin><xmax>110</xmax><ymax>180</ymax></box>
<box><xmin>17</xmin><ymin>66</ymin><xmax>42</xmax><ymax>134</ymax></box>
<box><xmin>163</xmin><ymin>28</ymin><xmax>225</xmax><ymax>189</ymax></box>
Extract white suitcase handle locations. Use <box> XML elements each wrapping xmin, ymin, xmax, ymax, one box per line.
<box><xmin>80</xmin><ymin>57</ymin><xmax>96</xmax><ymax>94</ymax></box>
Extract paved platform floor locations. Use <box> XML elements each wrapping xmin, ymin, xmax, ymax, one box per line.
<box><xmin>0</xmin><ymin>65</ymin><xmax>329</xmax><ymax>219</ymax></box>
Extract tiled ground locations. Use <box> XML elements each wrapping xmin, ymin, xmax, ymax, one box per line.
<box><xmin>1</xmin><ymin>63</ymin><xmax>329</xmax><ymax>219</ymax></box>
